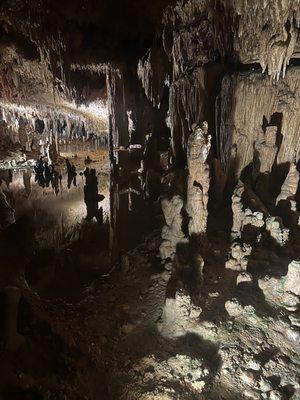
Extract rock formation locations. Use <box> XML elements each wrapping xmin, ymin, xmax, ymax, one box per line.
<box><xmin>226</xmin><ymin>241</ymin><xmax>252</xmax><ymax>272</ymax></box>
<box><xmin>276</xmin><ymin>163</ymin><xmax>300</xmax><ymax>205</ymax></box>
<box><xmin>231</xmin><ymin>180</ymin><xmax>245</xmax><ymax>240</ymax></box>
<box><xmin>159</xmin><ymin>195</ymin><xmax>186</xmax><ymax>261</ymax></box>
<box><xmin>253</xmin><ymin>126</ymin><xmax>278</xmax><ymax>177</ymax></box>
<box><xmin>258</xmin><ymin>260</ymin><xmax>300</xmax><ymax>311</ymax></box>
<box><xmin>186</xmin><ymin>122</ymin><xmax>211</xmax><ymax>235</ymax></box>
<box><xmin>265</xmin><ymin>216</ymin><xmax>290</xmax><ymax>246</ymax></box>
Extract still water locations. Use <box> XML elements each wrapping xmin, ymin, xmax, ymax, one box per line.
<box><xmin>0</xmin><ymin>154</ymin><xmax>156</xmax><ymax>301</ymax></box>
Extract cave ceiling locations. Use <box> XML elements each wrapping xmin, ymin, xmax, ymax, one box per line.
<box><xmin>0</xmin><ymin>0</ymin><xmax>176</xmax><ymax>106</ymax></box>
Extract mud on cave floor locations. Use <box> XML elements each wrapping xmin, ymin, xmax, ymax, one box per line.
<box><xmin>1</xmin><ymin>220</ymin><xmax>300</xmax><ymax>399</ymax></box>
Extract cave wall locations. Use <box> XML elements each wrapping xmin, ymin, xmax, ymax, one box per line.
<box><xmin>217</xmin><ymin>67</ymin><xmax>300</xmax><ymax>178</ymax></box>
<box><xmin>133</xmin><ymin>0</ymin><xmax>300</xmax><ymax>176</ymax></box>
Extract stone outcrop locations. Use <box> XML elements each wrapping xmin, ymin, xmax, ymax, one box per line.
<box><xmin>186</xmin><ymin>122</ymin><xmax>211</xmax><ymax>235</ymax></box>
<box><xmin>159</xmin><ymin>195</ymin><xmax>186</xmax><ymax>261</ymax></box>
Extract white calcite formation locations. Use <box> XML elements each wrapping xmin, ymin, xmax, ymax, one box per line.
<box><xmin>276</xmin><ymin>163</ymin><xmax>300</xmax><ymax>205</ymax></box>
<box><xmin>159</xmin><ymin>195</ymin><xmax>186</xmax><ymax>260</ymax></box>
<box><xmin>258</xmin><ymin>260</ymin><xmax>300</xmax><ymax>311</ymax></box>
<box><xmin>265</xmin><ymin>216</ymin><xmax>289</xmax><ymax>246</ymax></box>
<box><xmin>225</xmin><ymin>241</ymin><xmax>252</xmax><ymax>272</ymax></box>
<box><xmin>186</xmin><ymin>122</ymin><xmax>211</xmax><ymax>235</ymax></box>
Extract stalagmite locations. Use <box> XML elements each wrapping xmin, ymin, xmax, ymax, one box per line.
<box><xmin>242</xmin><ymin>209</ymin><xmax>264</xmax><ymax>232</ymax></box>
<box><xmin>276</xmin><ymin>163</ymin><xmax>300</xmax><ymax>205</ymax></box>
<box><xmin>186</xmin><ymin>121</ymin><xmax>211</xmax><ymax>235</ymax></box>
<box><xmin>159</xmin><ymin>195</ymin><xmax>186</xmax><ymax>261</ymax></box>
<box><xmin>231</xmin><ymin>180</ymin><xmax>245</xmax><ymax>240</ymax></box>
<box><xmin>225</xmin><ymin>241</ymin><xmax>252</xmax><ymax>272</ymax></box>
<box><xmin>265</xmin><ymin>216</ymin><xmax>289</xmax><ymax>246</ymax></box>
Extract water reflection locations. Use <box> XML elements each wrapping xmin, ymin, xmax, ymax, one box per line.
<box><xmin>33</xmin><ymin>158</ymin><xmax>63</xmax><ymax>193</ymax></box>
<box><xmin>0</xmin><ymin>157</ymin><xmax>158</xmax><ymax>301</ymax></box>
<box><xmin>66</xmin><ymin>158</ymin><xmax>77</xmax><ymax>189</ymax></box>
<box><xmin>0</xmin><ymin>159</ymin><xmax>156</xmax><ymax>256</ymax></box>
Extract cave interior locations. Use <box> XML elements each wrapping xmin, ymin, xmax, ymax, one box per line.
<box><xmin>0</xmin><ymin>1</ymin><xmax>300</xmax><ymax>399</ymax></box>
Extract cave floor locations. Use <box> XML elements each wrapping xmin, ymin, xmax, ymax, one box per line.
<box><xmin>0</xmin><ymin>153</ymin><xmax>300</xmax><ymax>400</ymax></box>
<box><xmin>2</xmin><ymin>230</ymin><xmax>300</xmax><ymax>399</ymax></box>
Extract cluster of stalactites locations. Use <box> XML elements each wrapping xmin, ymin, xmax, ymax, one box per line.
<box><xmin>0</xmin><ymin>102</ymin><xmax>105</xmax><ymax>142</ymax></box>
<box><xmin>162</xmin><ymin>0</ymin><xmax>300</xmax><ymax>81</ymax></box>
<box><xmin>230</xmin><ymin>0</ymin><xmax>300</xmax><ymax>80</ymax></box>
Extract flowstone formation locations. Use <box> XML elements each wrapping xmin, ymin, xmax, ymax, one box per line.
<box><xmin>186</xmin><ymin>122</ymin><xmax>211</xmax><ymax>235</ymax></box>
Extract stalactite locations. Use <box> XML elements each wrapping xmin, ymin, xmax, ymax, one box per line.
<box><xmin>137</xmin><ymin>44</ymin><xmax>169</xmax><ymax>108</ymax></box>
